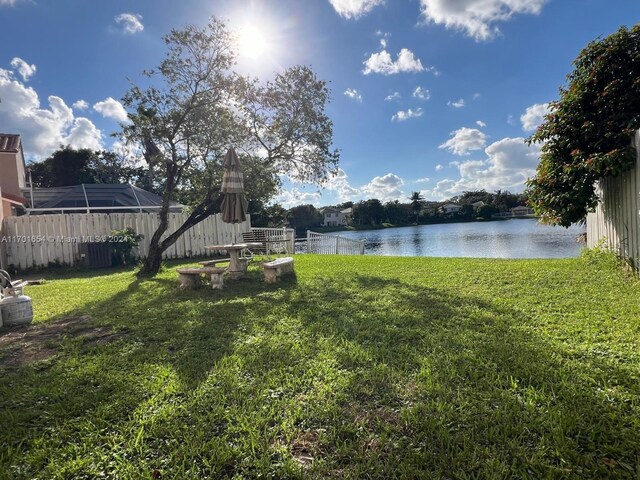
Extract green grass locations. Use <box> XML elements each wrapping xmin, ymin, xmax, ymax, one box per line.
<box><xmin>1</xmin><ymin>253</ymin><xmax>640</xmax><ymax>479</ymax></box>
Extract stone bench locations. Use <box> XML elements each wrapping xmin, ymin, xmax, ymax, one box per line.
<box><xmin>263</xmin><ymin>257</ymin><xmax>294</xmax><ymax>284</ymax></box>
<box><xmin>177</xmin><ymin>267</ymin><xmax>226</xmax><ymax>290</ymax></box>
<box><xmin>198</xmin><ymin>258</ymin><xmax>230</xmax><ymax>267</ymax></box>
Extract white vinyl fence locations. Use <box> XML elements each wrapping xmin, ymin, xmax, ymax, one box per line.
<box><xmin>0</xmin><ymin>212</ymin><xmax>250</xmax><ymax>271</ymax></box>
<box><xmin>586</xmin><ymin>130</ymin><xmax>640</xmax><ymax>273</ymax></box>
<box><xmin>251</xmin><ymin>227</ymin><xmax>295</xmax><ymax>254</ymax></box>
<box><xmin>306</xmin><ymin>230</ymin><xmax>365</xmax><ymax>255</ymax></box>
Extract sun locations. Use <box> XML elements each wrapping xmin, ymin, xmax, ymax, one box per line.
<box><xmin>239</xmin><ymin>26</ymin><xmax>267</xmax><ymax>59</ymax></box>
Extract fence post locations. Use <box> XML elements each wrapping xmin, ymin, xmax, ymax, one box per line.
<box><xmin>306</xmin><ymin>230</ymin><xmax>311</xmax><ymax>254</ymax></box>
<box><xmin>335</xmin><ymin>236</ymin><xmax>339</xmax><ymax>254</ymax></box>
<box><xmin>360</xmin><ymin>240</ymin><xmax>365</xmax><ymax>255</ymax></box>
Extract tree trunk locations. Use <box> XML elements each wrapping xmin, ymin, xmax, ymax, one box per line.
<box><xmin>137</xmin><ymin>212</ymin><xmax>170</xmax><ymax>277</ymax></box>
<box><xmin>138</xmin><ymin>239</ymin><xmax>165</xmax><ymax>276</ymax></box>
<box><xmin>136</xmin><ymin>196</ymin><xmax>218</xmax><ymax>277</ymax></box>
<box><xmin>136</xmin><ymin>157</ymin><xmax>175</xmax><ymax>277</ymax></box>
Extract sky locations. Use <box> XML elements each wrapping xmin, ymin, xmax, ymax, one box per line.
<box><xmin>0</xmin><ymin>0</ymin><xmax>638</xmax><ymax>208</ymax></box>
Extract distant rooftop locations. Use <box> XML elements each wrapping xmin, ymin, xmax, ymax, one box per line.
<box><xmin>0</xmin><ymin>134</ymin><xmax>21</xmax><ymax>153</ymax></box>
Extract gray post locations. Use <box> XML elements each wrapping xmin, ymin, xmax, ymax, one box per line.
<box><xmin>306</xmin><ymin>230</ymin><xmax>311</xmax><ymax>254</ymax></box>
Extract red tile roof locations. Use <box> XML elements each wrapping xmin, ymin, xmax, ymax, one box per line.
<box><xmin>1</xmin><ymin>191</ymin><xmax>29</xmax><ymax>205</ymax></box>
<box><xmin>0</xmin><ymin>134</ymin><xmax>21</xmax><ymax>153</ymax></box>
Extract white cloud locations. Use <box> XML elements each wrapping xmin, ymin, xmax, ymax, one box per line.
<box><xmin>520</xmin><ymin>102</ymin><xmax>550</xmax><ymax>131</ymax></box>
<box><xmin>277</xmin><ymin>187</ymin><xmax>323</xmax><ymax>208</ymax></box>
<box><xmin>324</xmin><ymin>168</ymin><xmax>361</xmax><ymax>201</ymax></box>
<box><xmin>473</xmin><ymin>93</ymin><xmax>481</xmax><ymax>100</ymax></box>
<box><xmin>413</xmin><ymin>86</ymin><xmax>430</xmax><ymax>100</ymax></box>
<box><xmin>425</xmin><ymin>137</ymin><xmax>541</xmax><ymax>199</ymax></box>
<box><xmin>435</xmin><ymin>164</ymin><xmax>444</xmax><ymax>171</ymax></box>
<box><xmin>10</xmin><ymin>57</ymin><xmax>35</xmax><ymax>81</ymax></box>
<box><xmin>361</xmin><ymin>173</ymin><xmax>405</xmax><ymax>201</ymax></box>
<box><xmin>0</xmin><ymin>0</ymin><xmax>23</xmax><ymax>5</ymax></box>
<box><xmin>384</xmin><ymin>92</ymin><xmax>400</xmax><ymax>101</ymax></box>
<box><xmin>344</xmin><ymin>88</ymin><xmax>362</xmax><ymax>102</ymax></box>
<box><xmin>392</xmin><ymin>108</ymin><xmax>423</xmax><ymax>122</ymax></box>
<box><xmin>439</xmin><ymin>127</ymin><xmax>487</xmax><ymax>155</ymax></box>
<box><xmin>0</xmin><ymin>67</ymin><xmax>103</xmax><ymax>157</ymax></box>
<box><xmin>419</xmin><ymin>0</ymin><xmax>548</xmax><ymax>41</ymax></box>
<box><xmin>114</xmin><ymin>13</ymin><xmax>144</xmax><ymax>34</ymax></box>
<box><xmin>65</xmin><ymin>118</ymin><xmax>103</xmax><ymax>151</ymax></box>
<box><xmin>93</xmin><ymin>97</ymin><xmax>129</xmax><ymax>123</ymax></box>
<box><xmin>476</xmin><ymin>120</ymin><xmax>486</xmax><ymax>127</ymax></box>
<box><xmin>328</xmin><ymin>0</ymin><xmax>384</xmax><ymax>19</ymax></box>
<box><xmin>282</xmin><ymin>169</ymin><xmax>407</xmax><ymax>206</ymax></box>
<box><xmin>416</xmin><ymin>177</ymin><xmax>430</xmax><ymax>183</ymax></box>
<box><xmin>448</xmin><ymin>98</ymin><xmax>465</xmax><ymax>108</ymax></box>
<box><xmin>73</xmin><ymin>100</ymin><xmax>89</xmax><ymax>110</ymax></box>
<box><xmin>363</xmin><ymin>48</ymin><xmax>425</xmax><ymax>75</ymax></box>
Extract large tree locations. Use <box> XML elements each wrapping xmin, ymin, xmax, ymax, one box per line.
<box><xmin>526</xmin><ymin>24</ymin><xmax>640</xmax><ymax>227</ymax></box>
<box><xmin>122</xmin><ymin>17</ymin><xmax>339</xmax><ymax>276</ymax></box>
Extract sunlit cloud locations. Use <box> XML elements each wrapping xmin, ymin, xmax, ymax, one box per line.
<box><xmin>439</xmin><ymin>127</ymin><xmax>487</xmax><ymax>156</ymax></box>
<box><xmin>520</xmin><ymin>102</ymin><xmax>550</xmax><ymax>131</ymax></box>
<box><xmin>419</xmin><ymin>0</ymin><xmax>548</xmax><ymax>41</ymax></box>
<box><xmin>392</xmin><ymin>108</ymin><xmax>423</xmax><ymax>122</ymax></box>
<box><xmin>114</xmin><ymin>13</ymin><xmax>144</xmax><ymax>34</ymax></box>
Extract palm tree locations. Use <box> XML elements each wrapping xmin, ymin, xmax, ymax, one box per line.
<box><xmin>409</xmin><ymin>191</ymin><xmax>424</xmax><ymax>224</ymax></box>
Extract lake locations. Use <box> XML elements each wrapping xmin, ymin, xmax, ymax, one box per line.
<box><xmin>335</xmin><ymin>219</ymin><xmax>586</xmax><ymax>258</ymax></box>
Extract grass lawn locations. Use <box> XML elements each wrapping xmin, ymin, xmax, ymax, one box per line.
<box><xmin>1</xmin><ymin>252</ymin><xmax>639</xmax><ymax>479</ymax></box>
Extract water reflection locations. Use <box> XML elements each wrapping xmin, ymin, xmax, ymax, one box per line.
<box><xmin>338</xmin><ymin>219</ymin><xmax>585</xmax><ymax>258</ymax></box>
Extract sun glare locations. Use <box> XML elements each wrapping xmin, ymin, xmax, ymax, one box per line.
<box><xmin>239</xmin><ymin>26</ymin><xmax>267</xmax><ymax>59</ymax></box>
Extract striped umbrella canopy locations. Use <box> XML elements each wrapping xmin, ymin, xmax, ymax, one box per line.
<box><xmin>220</xmin><ymin>147</ymin><xmax>249</xmax><ymax>224</ymax></box>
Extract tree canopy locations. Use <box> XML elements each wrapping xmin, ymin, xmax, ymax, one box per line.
<box><xmin>526</xmin><ymin>24</ymin><xmax>640</xmax><ymax>227</ymax></box>
<box><xmin>28</xmin><ymin>146</ymin><xmax>146</xmax><ymax>188</ymax></box>
<box><xmin>121</xmin><ymin>17</ymin><xmax>340</xmax><ymax>276</ymax></box>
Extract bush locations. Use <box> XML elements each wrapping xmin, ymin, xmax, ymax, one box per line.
<box><xmin>110</xmin><ymin>227</ymin><xmax>143</xmax><ymax>266</ymax></box>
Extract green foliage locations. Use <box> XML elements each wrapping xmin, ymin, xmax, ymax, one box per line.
<box><xmin>409</xmin><ymin>192</ymin><xmax>424</xmax><ymax>223</ymax></box>
<box><xmin>122</xmin><ymin>17</ymin><xmax>338</xmax><ymax>276</ymax></box>
<box><xmin>250</xmin><ymin>203</ymin><xmax>288</xmax><ymax>228</ymax></box>
<box><xmin>286</xmin><ymin>204</ymin><xmax>323</xmax><ymax>234</ymax></box>
<box><xmin>353</xmin><ymin>198</ymin><xmax>385</xmax><ymax>225</ymax></box>
<box><xmin>28</xmin><ymin>147</ymin><xmax>146</xmax><ymax>188</ymax></box>
<box><xmin>244</xmin><ymin>65</ymin><xmax>340</xmax><ymax>184</ymax></box>
<box><xmin>476</xmin><ymin>203</ymin><xmax>497</xmax><ymax>219</ymax></box>
<box><xmin>109</xmin><ymin>227</ymin><xmax>143</xmax><ymax>266</ymax></box>
<box><xmin>2</xmin><ymin>256</ymin><xmax>640</xmax><ymax>478</ymax></box>
<box><xmin>527</xmin><ymin>24</ymin><xmax>640</xmax><ymax>227</ymax></box>
<box><xmin>456</xmin><ymin>204</ymin><xmax>473</xmax><ymax>219</ymax></box>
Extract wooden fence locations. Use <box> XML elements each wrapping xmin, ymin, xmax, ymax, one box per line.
<box><xmin>306</xmin><ymin>230</ymin><xmax>365</xmax><ymax>255</ymax></box>
<box><xmin>0</xmin><ymin>212</ymin><xmax>250</xmax><ymax>271</ymax></box>
<box><xmin>586</xmin><ymin>130</ymin><xmax>640</xmax><ymax>273</ymax></box>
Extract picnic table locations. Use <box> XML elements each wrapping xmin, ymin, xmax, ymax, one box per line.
<box><xmin>205</xmin><ymin>243</ymin><xmax>261</xmax><ymax>279</ymax></box>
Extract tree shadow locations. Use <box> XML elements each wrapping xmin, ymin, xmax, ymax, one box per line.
<box><xmin>2</xmin><ymin>267</ymin><xmax>638</xmax><ymax>478</ymax></box>
<box><xmin>271</xmin><ymin>274</ymin><xmax>640</xmax><ymax>478</ymax></box>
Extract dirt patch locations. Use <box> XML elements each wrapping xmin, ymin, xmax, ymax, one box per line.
<box><xmin>0</xmin><ymin>315</ymin><xmax>126</xmax><ymax>369</ymax></box>
<box><xmin>291</xmin><ymin>429</ymin><xmax>326</xmax><ymax>469</ymax></box>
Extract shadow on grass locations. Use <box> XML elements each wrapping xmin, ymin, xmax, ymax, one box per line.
<box><xmin>271</xmin><ymin>274</ymin><xmax>640</xmax><ymax>478</ymax></box>
<box><xmin>1</xmin><ymin>265</ymin><xmax>638</xmax><ymax>478</ymax></box>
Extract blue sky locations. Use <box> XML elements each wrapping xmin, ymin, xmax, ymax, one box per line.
<box><xmin>0</xmin><ymin>0</ymin><xmax>638</xmax><ymax>207</ymax></box>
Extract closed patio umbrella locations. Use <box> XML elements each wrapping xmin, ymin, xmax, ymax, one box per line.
<box><xmin>220</xmin><ymin>147</ymin><xmax>249</xmax><ymax>226</ymax></box>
